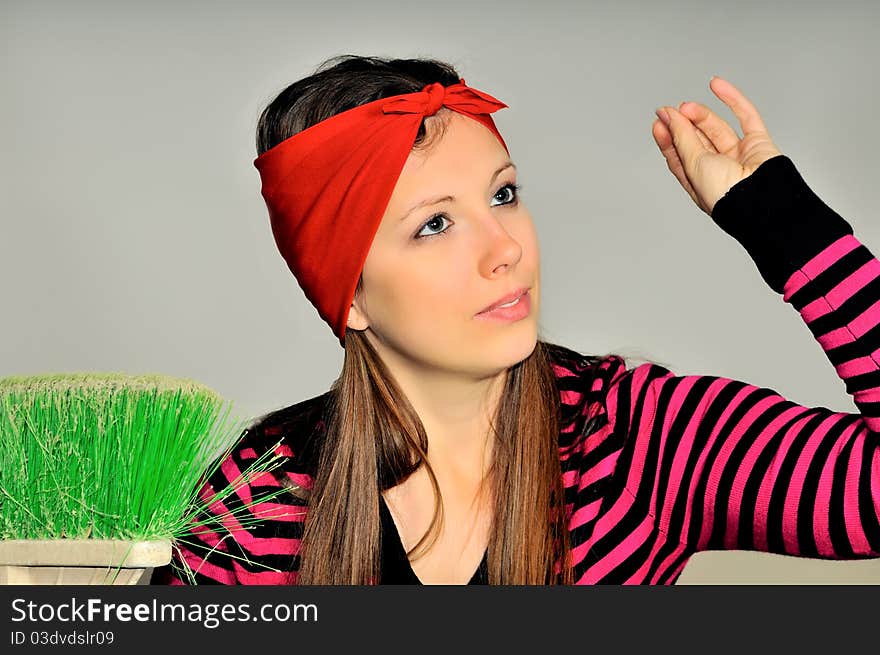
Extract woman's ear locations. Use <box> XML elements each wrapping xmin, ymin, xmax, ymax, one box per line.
<box><xmin>346</xmin><ymin>292</ymin><xmax>370</xmax><ymax>331</ymax></box>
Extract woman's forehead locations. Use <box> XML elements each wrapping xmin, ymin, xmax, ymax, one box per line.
<box><xmin>408</xmin><ymin>111</ymin><xmax>504</xmax><ymax>167</ymax></box>
<box><xmin>394</xmin><ymin>115</ymin><xmax>511</xmax><ymax>195</ymax></box>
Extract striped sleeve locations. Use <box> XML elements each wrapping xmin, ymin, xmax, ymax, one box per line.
<box><xmin>602</xmin><ymin>156</ymin><xmax>880</xmax><ymax>580</ymax></box>
<box><xmin>151</xmin><ymin>427</ymin><xmax>309</xmax><ymax>585</ymax></box>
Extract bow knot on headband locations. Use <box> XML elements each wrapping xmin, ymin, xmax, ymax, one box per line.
<box><xmin>253</xmin><ymin>77</ymin><xmax>510</xmax><ymax>346</ymax></box>
<box><xmin>380</xmin><ymin>80</ymin><xmax>508</xmax><ymax>117</ymax></box>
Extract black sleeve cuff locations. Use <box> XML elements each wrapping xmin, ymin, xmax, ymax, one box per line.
<box><xmin>709</xmin><ymin>154</ymin><xmax>854</xmax><ymax>294</ymax></box>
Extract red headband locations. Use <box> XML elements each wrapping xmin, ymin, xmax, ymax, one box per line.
<box><xmin>253</xmin><ymin>78</ymin><xmax>510</xmax><ymax>346</ymax></box>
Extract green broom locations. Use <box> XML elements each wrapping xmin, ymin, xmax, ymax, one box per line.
<box><xmin>0</xmin><ymin>372</ymin><xmax>290</xmax><ymax>585</ymax></box>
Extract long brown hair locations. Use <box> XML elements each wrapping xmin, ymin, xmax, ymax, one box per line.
<box><xmin>257</xmin><ymin>55</ymin><xmax>581</xmax><ymax>584</ymax></box>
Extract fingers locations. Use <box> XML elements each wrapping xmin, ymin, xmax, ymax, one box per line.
<box><xmin>659</xmin><ymin>105</ymin><xmax>707</xmax><ymax>174</ymax></box>
<box><xmin>652</xmin><ymin>117</ymin><xmax>685</xmax><ymax>175</ymax></box>
<box><xmin>678</xmin><ymin>101</ymin><xmax>738</xmax><ymax>155</ymax></box>
<box><xmin>651</xmin><ymin>116</ymin><xmax>704</xmax><ymax>211</ymax></box>
<box><xmin>690</xmin><ymin>118</ymin><xmax>719</xmax><ymax>153</ymax></box>
<box><xmin>657</xmin><ymin>106</ymin><xmax>717</xmax><ymax>154</ymax></box>
<box><xmin>708</xmin><ymin>76</ymin><xmax>769</xmax><ymax>137</ymax></box>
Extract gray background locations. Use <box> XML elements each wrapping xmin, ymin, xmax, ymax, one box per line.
<box><xmin>4</xmin><ymin>0</ymin><xmax>880</xmax><ymax>583</ymax></box>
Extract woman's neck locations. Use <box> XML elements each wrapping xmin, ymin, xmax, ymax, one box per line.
<box><xmin>382</xmin><ymin>355</ymin><xmax>507</xmax><ymax>480</ymax></box>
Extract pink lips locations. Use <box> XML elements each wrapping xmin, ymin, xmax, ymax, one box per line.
<box><xmin>475</xmin><ymin>289</ymin><xmax>531</xmax><ymax>322</ymax></box>
<box><xmin>478</xmin><ymin>287</ymin><xmax>530</xmax><ymax>314</ymax></box>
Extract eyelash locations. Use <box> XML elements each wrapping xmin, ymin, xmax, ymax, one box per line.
<box><xmin>414</xmin><ymin>182</ymin><xmax>523</xmax><ymax>241</ymax></box>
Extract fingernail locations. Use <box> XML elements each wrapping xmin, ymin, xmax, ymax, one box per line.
<box><xmin>655</xmin><ymin>107</ymin><xmax>670</xmax><ymax>126</ymax></box>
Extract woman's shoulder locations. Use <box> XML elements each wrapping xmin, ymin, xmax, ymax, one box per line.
<box><xmin>543</xmin><ymin>342</ymin><xmax>631</xmax><ymax>438</ymax></box>
<box><xmin>236</xmin><ymin>390</ymin><xmax>334</xmax><ymax>479</ymax></box>
<box><xmin>151</xmin><ymin>393</ymin><xmax>332</xmax><ymax>585</ymax></box>
<box><xmin>544</xmin><ymin>341</ymin><xmax>629</xmax><ymax>389</ymax></box>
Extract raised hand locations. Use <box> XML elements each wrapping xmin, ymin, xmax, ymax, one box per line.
<box><xmin>651</xmin><ymin>76</ymin><xmax>784</xmax><ymax>216</ymax></box>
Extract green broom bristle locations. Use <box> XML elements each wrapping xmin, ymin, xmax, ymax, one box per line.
<box><xmin>0</xmin><ymin>373</ymin><xmax>292</xmax><ymax>547</ymax></box>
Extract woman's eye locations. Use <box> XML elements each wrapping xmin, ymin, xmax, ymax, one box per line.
<box><xmin>414</xmin><ymin>182</ymin><xmax>522</xmax><ymax>240</ymax></box>
<box><xmin>416</xmin><ymin>214</ymin><xmax>451</xmax><ymax>238</ymax></box>
<box><xmin>492</xmin><ymin>182</ymin><xmax>522</xmax><ymax>206</ymax></box>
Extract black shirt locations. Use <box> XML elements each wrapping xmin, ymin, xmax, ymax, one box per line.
<box><xmin>379</xmin><ymin>495</ymin><xmax>488</xmax><ymax>584</ymax></box>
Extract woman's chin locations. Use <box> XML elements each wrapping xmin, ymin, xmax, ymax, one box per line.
<box><xmin>478</xmin><ymin>323</ymin><xmax>539</xmax><ymax>371</ymax></box>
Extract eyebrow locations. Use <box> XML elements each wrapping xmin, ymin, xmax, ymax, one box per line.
<box><xmin>398</xmin><ymin>161</ymin><xmax>517</xmax><ymax>222</ymax></box>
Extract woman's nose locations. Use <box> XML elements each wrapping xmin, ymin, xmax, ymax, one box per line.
<box><xmin>478</xmin><ymin>216</ymin><xmax>523</xmax><ymax>278</ymax></box>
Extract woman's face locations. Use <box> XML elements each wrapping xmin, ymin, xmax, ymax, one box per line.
<box><xmin>347</xmin><ymin>109</ymin><xmax>541</xmax><ymax>379</ymax></box>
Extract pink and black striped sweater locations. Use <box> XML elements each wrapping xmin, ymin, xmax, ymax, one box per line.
<box><xmin>152</xmin><ymin>155</ymin><xmax>880</xmax><ymax>585</ymax></box>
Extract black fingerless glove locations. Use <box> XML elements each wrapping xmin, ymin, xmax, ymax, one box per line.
<box><xmin>710</xmin><ymin>155</ymin><xmax>854</xmax><ymax>294</ymax></box>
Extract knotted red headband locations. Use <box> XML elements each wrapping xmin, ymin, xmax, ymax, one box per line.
<box><xmin>253</xmin><ymin>78</ymin><xmax>510</xmax><ymax>346</ymax></box>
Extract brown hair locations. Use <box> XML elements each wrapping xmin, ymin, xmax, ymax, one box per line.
<box><xmin>257</xmin><ymin>55</ymin><xmax>593</xmax><ymax>583</ymax></box>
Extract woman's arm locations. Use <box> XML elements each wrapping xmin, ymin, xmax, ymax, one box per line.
<box><xmin>605</xmin><ymin>222</ymin><xmax>880</xmax><ymax>581</ymax></box>
<box><xmin>598</xmin><ymin>98</ymin><xmax>880</xmax><ymax>582</ymax></box>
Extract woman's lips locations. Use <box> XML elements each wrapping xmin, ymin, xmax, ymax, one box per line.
<box><xmin>477</xmin><ymin>286</ymin><xmax>530</xmax><ymax>314</ymax></box>
<box><xmin>474</xmin><ymin>290</ymin><xmax>531</xmax><ymax>322</ymax></box>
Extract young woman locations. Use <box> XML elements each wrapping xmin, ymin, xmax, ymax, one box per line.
<box><xmin>152</xmin><ymin>55</ymin><xmax>880</xmax><ymax>585</ymax></box>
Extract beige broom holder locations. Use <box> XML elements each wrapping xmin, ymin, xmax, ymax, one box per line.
<box><xmin>0</xmin><ymin>539</ymin><xmax>172</xmax><ymax>585</ymax></box>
